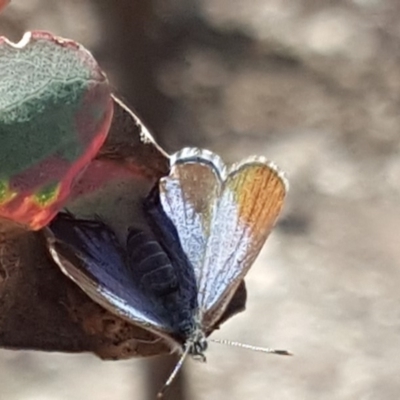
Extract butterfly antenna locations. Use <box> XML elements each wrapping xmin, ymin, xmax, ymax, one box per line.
<box><xmin>157</xmin><ymin>345</ymin><xmax>191</xmax><ymax>398</ymax></box>
<box><xmin>211</xmin><ymin>339</ymin><xmax>292</xmax><ymax>356</ymax></box>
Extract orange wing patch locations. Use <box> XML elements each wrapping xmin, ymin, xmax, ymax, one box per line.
<box><xmin>227</xmin><ymin>161</ymin><xmax>287</xmax><ymax>242</ymax></box>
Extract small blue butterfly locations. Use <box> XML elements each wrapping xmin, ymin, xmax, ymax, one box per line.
<box><xmin>45</xmin><ymin>147</ymin><xmax>289</xmax><ymax>394</ymax></box>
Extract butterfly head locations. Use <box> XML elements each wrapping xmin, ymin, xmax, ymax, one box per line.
<box><xmin>158</xmin><ymin>321</ymin><xmax>208</xmax><ymax>398</ymax></box>
<box><xmin>187</xmin><ymin>323</ymin><xmax>208</xmax><ymax>362</ymax></box>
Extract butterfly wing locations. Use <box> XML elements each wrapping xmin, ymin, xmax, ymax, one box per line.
<box><xmin>143</xmin><ymin>188</ymin><xmax>199</xmax><ymax>317</ymax></box>
<box><xmin>45</xmin><ymin>212</ymin><xmax>176</xmax><ymax>345</ymax></box>
<box><xmin>206</xmin><ymin>280</ymin><xmax>247</xmax><ymax>335</ymax></box>
<box><xmin>158</xmin><ymin>148</ymin><xmax>287</xmax><ymax>330</ymax></box>
<box><xmin>158</xmin><ymin>148</ymin><xmax>223</xmax><ymax>279</ymax></box>
<box><xmin>201</xmin><ymin>159</ymin><xmax>287</xmax><ymax>327</ymax></box>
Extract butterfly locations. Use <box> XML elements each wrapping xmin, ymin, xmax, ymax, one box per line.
<box><xmin>45</xmin><ymin>147</ymin><xmax>289</xmax><ymax>393</ymax></box>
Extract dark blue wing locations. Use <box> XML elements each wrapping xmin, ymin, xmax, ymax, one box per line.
<box><xmin>45</xmin><ymin>212</ymin><xmax>175</xmax><ymax>338</ymax></box>
<box><xmin>140</xmin><ymin>188</ymin><xmax>198</xmax><ymax>338</ymax></box>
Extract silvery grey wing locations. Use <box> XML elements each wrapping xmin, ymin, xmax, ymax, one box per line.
<box><xmin>198</xmin><ymin>156</ymin><xmax>287</xmax><ymax>327</ymax></box>
<box><xmin>157</xmin><ymin>148</ymin><xmax>222</xmax><ymax>283</ymax></box>
<box><xmin>158</xmin><ymin>148</ymin><xmax>287</xmax><ymax>330</ymax></box>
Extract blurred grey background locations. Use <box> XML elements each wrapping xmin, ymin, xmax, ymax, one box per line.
<box><xmin>2</xmin><ymin>0</ymin><xmax>400</xmax><ymax>399</ymax></box>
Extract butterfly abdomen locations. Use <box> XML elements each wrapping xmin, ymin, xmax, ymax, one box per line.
<box><xmin>127</xmin><ymin>227</ymin><xmax>196</xmax><ymax>339</ymax></box>
<box><xmin>127</xmin><ymin>228</ymin><xmax>179</xmax><ymax>296</ymax></box>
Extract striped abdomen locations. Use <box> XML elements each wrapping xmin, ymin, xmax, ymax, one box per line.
<box><xmin>126</xmin><ymin>227</ymin><xmax>196</xmax><ymax>338</ymax></box>
<box><xmin>126</xmin><ymin>227</ymin><xmax>179</xmax><ymax>297</ymax></box>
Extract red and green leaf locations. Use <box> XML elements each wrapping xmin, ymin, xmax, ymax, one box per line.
<box><xmin>0</xmin><ymin>31</ymin><xmax>113</xmax><ymax>229</ymax></box>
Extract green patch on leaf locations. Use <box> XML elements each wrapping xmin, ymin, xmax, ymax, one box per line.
<box><xmin>0</xmin><ymin>179</ymin><xmax>16</xmax><ymax>204</ymax></box>
<box><xmin>33</xmin><ymin>181</ymin><xmax>60</xmax><ymax>206</ymax></box>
